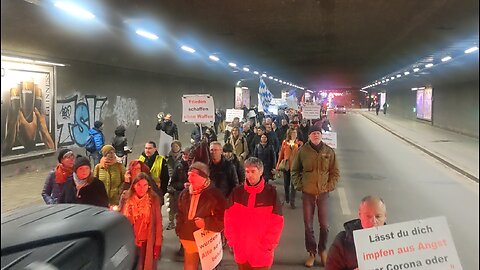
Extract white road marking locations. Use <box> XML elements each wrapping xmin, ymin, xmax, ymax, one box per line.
<box><xmin>337</xmin><ymin>187</ymin><xmax>352</xmax><ymax>215</ymax></box>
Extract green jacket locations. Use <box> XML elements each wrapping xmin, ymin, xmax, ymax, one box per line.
<box><xmin>291</xmin><ymin>141</ymin><xmax>340</xmax><ymax>195</ymax></box>
<box><xmin>94</xmin><ymin>162</ymin><xmax>126</xmax><ymax>205</ymax></box>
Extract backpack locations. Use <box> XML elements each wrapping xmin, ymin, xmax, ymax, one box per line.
<box><xmin>85</xmin><ymin>135</ymin><xmax>97</xmax><ymax>153</ymax></box>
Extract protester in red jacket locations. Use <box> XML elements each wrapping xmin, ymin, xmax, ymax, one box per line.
<box><xmin>224</xmin><ymin>157</ymin><xmax>284</xmax><ymax>269</ymax></box>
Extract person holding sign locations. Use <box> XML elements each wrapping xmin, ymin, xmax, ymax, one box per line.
<box><xmin>291</xmin><ymin>125</ymin><xmax>340</xmax><ymax>267</ymax></box>
<box><xmin>224</xmin><ymin>157</ymin><xmax>284</xmax><ymax>270</ymax></box>
<box><xmin>326</xmin><ymin>196</ymin><xmax>387</xmax><ymax>270</ymax></box>
<box><xmin>176</xmin><ymin>162</ymin><xmax>226</xmax><ymax>270</ymax></box>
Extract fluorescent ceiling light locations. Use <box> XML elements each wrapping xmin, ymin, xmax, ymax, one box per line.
<box><xmin>243</xmin><ymin>67</ymin><xmax>250</xmax><ymax>72</ymax></box>
<box><xmin>1</xmin><ymin>55</ymin><xmax>66</xmax><ymax>66</ymax></box>
<box><xmin>386</xmin><ymin>79</ymin><xmax>390</xmax><ymax>82</ymax></box>
<box><xmin>382</xmin><ymin>80</ymin><xmax>385</xmax><ymax>83</ymax></box>
<box><xmin>181</xmin><ymin>45</ymin><xmax>196</xmax><ymax>53</ymax></box>
<box><xmin>413</xmin><ymin>68</ymin><xmax>420</xmax><ymax>72</ymax></box>
<box><xmin>279</xmin><ymin>80</ymin><xmax>283</xmax><ymax>83</ymax></box>
<box><xmin>274</xmin><ymin>78</ymin><xmax>278</xmax><ymax>81</ymax></box>
<box><xmin>1</xmin><ymin>55</ymin><xmax>34</xmax><ymax>63</ymax></box>
<box><xmin>425</xmin><ymin>63</ymin><xmax>434</xmax><ymax>68</ymax></box>
<box><xmin>34</xmin><ymin>60</ymin><xmax>66</xmax><ymax>67</ymax></box>
<box><xmin>418</xmin><ymin>87</ymin><xmax>425</xmax><ymax>90</ymax></box>
<box><xmin>404</xmin><ymin>71</ymin><xmax>410</xmax><ymax>75</ymax></box>
<box><xmin>228</xmin><ymin>62</ymin><xmax>237</xmax><ymax>67</ymax></box>
<box><xmin>253</xmin><ymin>71</ymin><xmax>259</xmax><ymax>75</ymax></box>
<box><xmin>396</xmin><ymin>74</ymin><xmax>401</xmax><ymax>78</ymax></box>
<box><xmin>441</xmin><ymin>56</ymin><xmax>452</xmax><ymax>62</ymax></box>
<box><xmin>268</xmin><ymin>76</ymin><xmax>273</xmax><ymax>79</ymax></box>
<box><xmin>262</xmin><ymin>74</ymin><xmax>267</xmax><ymax>78</ymax></box>
<box><xmin>465</xmin><ymin>47</ymin><xmax>479</xmax><ymax>54</ymax></box>
<box><xmin>411</xmin><ymin>87</ymin><xmax>418</xmax><ymax>91</ymax></box>
<box><xmin>391</xmin><ymin>77</ymin><xmax>395</xmax><ymax>80</ymax></box>
<box><xmin>209</xmin><ymin>55</ymin><xmax>219</xmax><ymax>61</ymax></box>
<box><xmin>54</xmin><ymin>1</ymin><xmax>95</xmax><ymax>19</ymax></box>
<box><xmin>136</xmin><ymin>29</ymin><xmax>159</xmax><ymax>40</ymax></box>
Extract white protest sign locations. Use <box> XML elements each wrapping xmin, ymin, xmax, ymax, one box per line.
<box><xmin>322</xmin><ymin>131</ymin><xmax>337</xmax><ymax>148</ymax></box>
<box><xmin>157</xmin><ymin>130</ymin><xmax>172</xmax><ymax>156</ymax></box>
<box><xmin>354</xmin><ymin>216</ymin><xmax>462</xmax><ymax>270</ymax></box>
<box><xmin>182</xmin><ymin>95</ymin><xmax>215</xmax><ymax>123</ymax></box>
<box><xmin>193</xmin><ymin>229</ymin><xmax>223</xmax><ymax>270</ymax></box>
<box><xmin>303</xmin><ymin>104</ymin><xmax>322</xmax><ymax>119</ymax></box>
<box><xmin>226</xmin><ymin>109</ymin><xmax>244</xmax><ymax>122</ymax></box>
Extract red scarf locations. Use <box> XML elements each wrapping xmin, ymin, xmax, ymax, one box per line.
<box><xmin>55</xmin><ymin>164</ymin><xmax>73</xmax><ymax>184</ymax></box>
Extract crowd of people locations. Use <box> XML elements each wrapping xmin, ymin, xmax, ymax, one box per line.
<box><xmin>41</xmin><ymin>109</ymin><xmax>385</xmax><ymax>270</ymax></box>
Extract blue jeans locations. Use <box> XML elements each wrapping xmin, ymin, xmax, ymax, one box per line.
<box><xmin>302</xmin><ymin>192</ymin><xmax>329</xmax><ymax>254</ymax></box>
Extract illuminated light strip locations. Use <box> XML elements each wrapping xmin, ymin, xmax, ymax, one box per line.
<box><xmin>181</xmin><ymin>45</ymin><xmax>196</xmax><ymax>53</ymax></box>
<box><xmin>441</xmin><ymin>56</ymin><xmax>452</xmax><ymax>62</ymax></box>
<box><xmin>209</xmin><ymin>55</ymin><xmax>220</xmax><ymax>61</ymax></box>
<box><xmin>465</xmin><ymin>46</ymin><xmax>478</xmax><ymax>54</ymax></box>
<box><xmin>136</xmin><ymin>29</ymin><xmax>159</xmax><ymax>40</ymax></box>
<box><xmin>54</xmin><ymin>1</ymin><xmax>95</xmax><ymax>19</ymax></box>
<box><xmin>2</xmin><ymin>55</ymin><xmax>66</xmax><ymax>66</ymax></box>
<box><xmin>243</xmin><ymin>67</ymin><xmax>250</xmax><ymax>72</ymax></box>
<box><xmin>228</xmin><ymin>62</ymin><xmax>237</xmax><ymax>67</ymax></box>
<box><xmin>425</xmin><ymin>63</ymin><xmax>434</xmax><ymax>68</ymax></box>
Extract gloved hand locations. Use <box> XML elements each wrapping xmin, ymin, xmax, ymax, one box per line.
<box><xmin>154</xmin><ymin>245</ymin><xmax>161</xmax><ymax>260</ymax></box>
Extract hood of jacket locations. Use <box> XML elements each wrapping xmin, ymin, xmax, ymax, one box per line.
<box><xmin>343</xmin><ymin>219</ymin><xmax>363</xmax><ymax>244</ymax></box>
<box><xmin>89</xmin><ymin>128</ymin><xmax>101</xmax><ymax>136</ymax></box>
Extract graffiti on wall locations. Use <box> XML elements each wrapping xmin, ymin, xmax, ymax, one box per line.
<box><xmin>113</xmin><ymin>96</ymin><xmax>139</xmax><ymax>128</ymax></box>
<box><xmin>56</xmin><ymin>94</ymin><xmax>108</xmax><ymax>147</ymax></box>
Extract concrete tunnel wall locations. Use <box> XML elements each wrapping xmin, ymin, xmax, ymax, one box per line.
<box><xmin>382</xmin><ymin>54</ymin><xmax>479</xmax><ymax>138</ymax></box>
<box><xmin>1</xmin><ymin>59</ymin><xmax>241</xmax><ymax>176</ymax></box>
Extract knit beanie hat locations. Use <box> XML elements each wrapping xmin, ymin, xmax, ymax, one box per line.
<box><xmin>57</xmin><ymin>148</ymin><xmax>73</xmax><ymax>163</ymax></box>
<box><xmin>189</xmin><ymin>162</ymin><xmax>210</xmax><ymax>179</ymax></box>
<box><xmin>308</xmin><ymin>125</ymin><xmax>323</xmax><ymax>135</ymax></box>
<box><xmin>101</xmin><ymin>144</ymin><xmax>115</xmax><ymax>156</ymax></box>
<box><xmin>74</xmin><ymin>155</ymin><xmax>91</xmax><ymax>172</ymax></box>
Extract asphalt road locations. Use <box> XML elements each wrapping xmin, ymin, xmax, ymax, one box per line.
<box><xmin>160</xmin><ymin>111</ymin><xmax>479</xmax><ymax>269</ymax></box>
<box><xmin>1</xmin><ymin>110</ymin><xmax>477</xmax><ymax>269</ymax></box>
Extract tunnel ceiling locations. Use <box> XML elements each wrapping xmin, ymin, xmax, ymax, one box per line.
<box><xmin>1</xmin><ymin>0</ymin><xmax>478</xmax><ymax>90</ymax></box>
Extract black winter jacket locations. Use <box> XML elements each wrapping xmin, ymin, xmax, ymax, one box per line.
<box><xmin>176</xmin><ymin>184</ymin><xmax>226</xmax><ymax>241</ymax></box>
<box><xmin>209</xmin><ymin>157</ymin><xmax>239</xmax><ymax>198</ymax></box>
<box><xmin>253</xmin><ymin>143</ymin><xmax>277</xmax><ymax>180</ymax></box>
<box><xmin>326</xmin><ymin>219</ymin><xmax>363</xmax><ymax>270</ymax></box>
<box><xmin>226</xmin><ymin>154</ymin><xmax>246</xmax><ymax>185</ymax></box>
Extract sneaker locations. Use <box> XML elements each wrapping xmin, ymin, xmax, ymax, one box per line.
<box><xmin>305</xmin><ymin>252</ymin><xmax>316</xmax><ymax>267</ymax></box>
<box><xmin>320</xmin><ymin>251</ymin><xmax>327</xmax><ymax>266</ymax></box>
<box><xmin>166</xmin><ymin>222</ymin><xmax>175</xmax><ymax>230</ymax></box>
